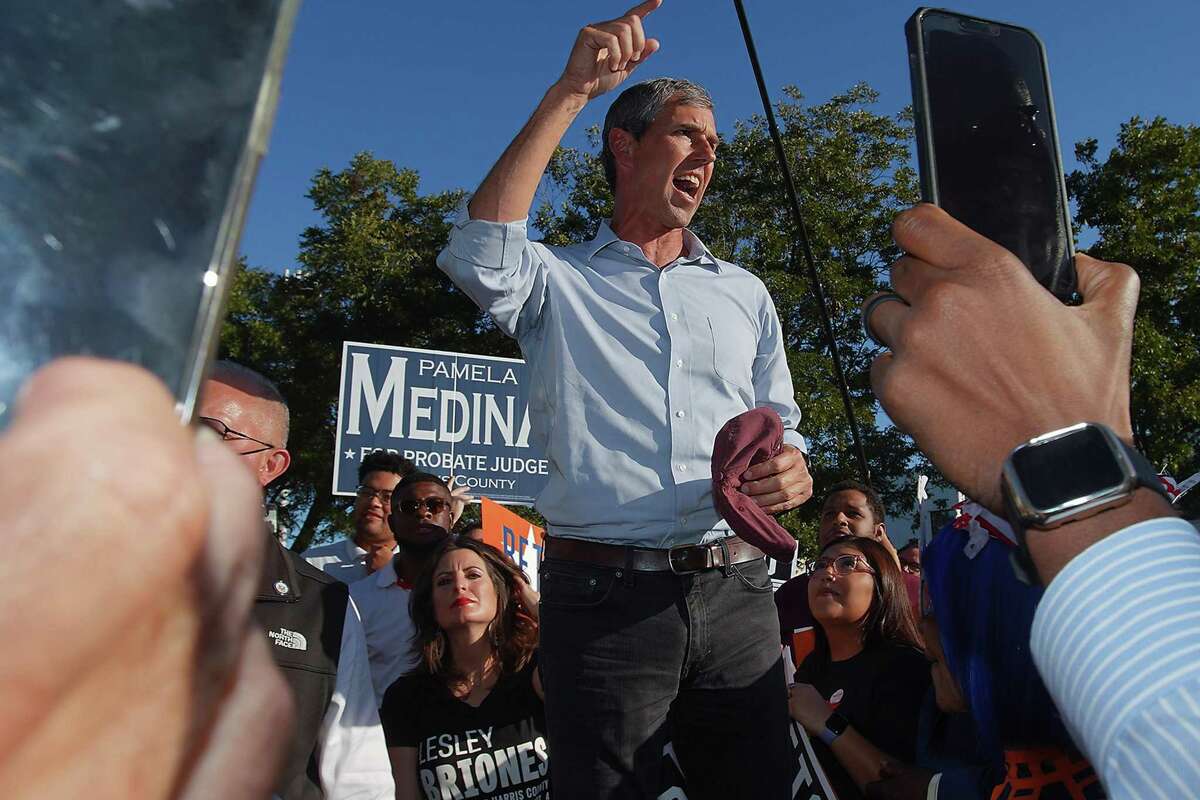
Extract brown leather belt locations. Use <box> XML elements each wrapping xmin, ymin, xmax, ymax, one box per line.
<box><xmin>543</xmin><ymin>534</ymin><xmax>765</xmax><ymax>575</ymax></box>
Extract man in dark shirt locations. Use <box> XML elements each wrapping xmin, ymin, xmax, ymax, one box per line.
<box><xmin>775</xmin><ymin>481</ymin><xmax>895</xmax><ymax>660</ymax></box>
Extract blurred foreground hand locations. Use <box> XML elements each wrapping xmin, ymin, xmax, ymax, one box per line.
<box><xmin>0</xmin><ymin>358</ymin><xmax>292</xmax><ymax>799</ymax></box>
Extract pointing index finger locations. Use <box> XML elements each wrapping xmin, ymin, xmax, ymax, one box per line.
<box><xmin>625</xmin><ymin>0</ymin><xmax>662</xmax><ymax>20</ymax></box>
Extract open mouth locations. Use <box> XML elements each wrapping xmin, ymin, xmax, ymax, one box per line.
<box><xmin>672</xmin><ymin>173</ymin><xmax>701</xmax><ymax>200</ymax></box>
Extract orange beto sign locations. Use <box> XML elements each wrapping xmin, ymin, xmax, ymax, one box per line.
<box><xmin>480</xmin><ymin>497</ymin><xmax>545</xmax><ymax>590</ymax></box>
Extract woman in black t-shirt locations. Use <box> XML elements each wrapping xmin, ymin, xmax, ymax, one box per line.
<box><xmin>788</xmin><ymin>535</ymin><xmax>929</xmax><ymax>799</ymax></box>
<box><xmin>380</xmin><ymin>535</ymin><xmax>547</xmax><ymax>800</ymax></box>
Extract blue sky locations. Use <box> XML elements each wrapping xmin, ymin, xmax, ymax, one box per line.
<box><xmin>241</xmin><ymin>0</ymin><xmax>1199</xmax><ymax>273</ymax></box>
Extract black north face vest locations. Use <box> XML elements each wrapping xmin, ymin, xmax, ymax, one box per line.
<box><xmin>253</xmin><ymin>536</ymin><xmax>348</xmax><ymax>800</ymax></box>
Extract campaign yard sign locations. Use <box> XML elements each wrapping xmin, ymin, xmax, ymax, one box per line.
<box><xmin>790</xmin><ymin>722</ymin><xmax>840</xmax><ymax>800</ymax></box>
<box><xmin>481</xmin><ymin>497</ymin><xmax>545</xmax><ymax>591</ymax></box>
<box><xmin>657</xmin><ymin>729</ymin><xmax>837</xmax><ymax>800</ymax></box>
<box><xmin>333</xmin><ymin>343</ymin><xmax>550</xmax><ymax>504</ymax></box>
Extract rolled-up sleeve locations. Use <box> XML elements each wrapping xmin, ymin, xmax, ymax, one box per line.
<box><xmin>1031</xmin><ymin>517</ymin><xmax>1200</xmax><ymax>799</ymax></box>
<box><xmin>436</xmin><ymin>200</ymin><xmax>550</xmax><ymax>340</ymax></box>
<box><xmin>753</xmin><ymin>290</ymin><xmax>807</xmax><ymax>454</ymax></box>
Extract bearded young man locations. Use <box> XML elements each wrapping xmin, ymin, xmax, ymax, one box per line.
<box><xmin>303</xmin><ymin>451</ymin><xmax>413</xmax><ymax>584</ymax></box>
<box><xmin>435</xmin><ymin>2</ymin><xmax>811</xmax><ymax>796</ymax></box>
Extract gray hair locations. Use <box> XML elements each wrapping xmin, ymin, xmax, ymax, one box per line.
<box><xmin>600</xmin><ymin>77</ymin><xmax>714</xmax><ymax>192</ymax></box>
<box><xmin>210</xmin><ymin>359</ymin><xmax>290</xmax><ymax>447</ymax></box>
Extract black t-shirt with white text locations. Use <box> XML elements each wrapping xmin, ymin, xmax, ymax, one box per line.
<box><xmin>795</xmin><ymin>641</ymin><xmax>930</xmax><ymax>800</ymax></box>
<box><xmin>380</xmin><ymin>663</ymin><xmax>549</xmax><ymax>800</ymax></box>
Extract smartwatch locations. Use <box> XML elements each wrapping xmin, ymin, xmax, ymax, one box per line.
<box><xmin>1001</xmin><ymin>422</ymin><xmax>1170</xmax><ymax>577</ymax></box>
<box><xmin>818</xmin><ymin>711</ymin><xmax>849</xmax><ymax>747</ymax></box>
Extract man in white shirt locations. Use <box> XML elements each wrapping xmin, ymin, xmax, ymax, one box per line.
<box><xmin>349</xmin><ymin>557</ymin><xmax>416</xmax><ymax>707</ymax></box>
<box><xmin>350</xmin><ymin>471</ymin><xmax>457</xmax><ymax>705</ymax></box>
<box><xmin>303</xmin><ymin>451</ymin><xmax>412</xmax><ymax>584</ymax></box>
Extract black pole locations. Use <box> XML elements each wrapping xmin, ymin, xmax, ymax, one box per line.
<box><xmin>732</xmin><ymin>0</ymin><xmax>872</xmax><ymax>484</ymax></box>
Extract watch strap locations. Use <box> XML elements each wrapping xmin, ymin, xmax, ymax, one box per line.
<box><xmin>1123</xmin><ymin>440</ymin><xmax>1170</xmax><ymax>500</ymax></box>
<box><xmin>818</xmin><ymin>711</ymin><xmax>849</xmax><ymax>746</ymax></box>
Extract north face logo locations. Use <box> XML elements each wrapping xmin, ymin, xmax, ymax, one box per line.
<box><xmin>268</xmin><ymin>627</ymin><xmax>308</xmax><ymax>651</ymax></box>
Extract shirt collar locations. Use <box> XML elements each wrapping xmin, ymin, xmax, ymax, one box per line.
<box><xmin>586</xmin><ymin>221</ymin><xmax>722</xmax><ymax>272</ymax></box>
<box><xmin>376</xmin><ymin>556</ymin><xmax>399</xmax><ymax>588</ymax></box>
<box><xmin>345</xmin><ymin>538</ymin><xmax>368</xmax><ymax>562</ymax></box>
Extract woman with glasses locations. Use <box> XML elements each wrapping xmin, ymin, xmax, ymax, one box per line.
<box><xmin>787</xmin><ymin>535</ymin><xmax>929</xmax><ymax>799</ymax></box>
<box><xmin>378</xmin><ymin>535</ymin><xmax>546</xmax><ymax>800</ymax></box>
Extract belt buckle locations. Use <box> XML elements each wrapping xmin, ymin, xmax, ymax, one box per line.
<box><xmin>668</xmin><ymin>544</ymin><xmax>712</xmax><ymax>575</ymax></box>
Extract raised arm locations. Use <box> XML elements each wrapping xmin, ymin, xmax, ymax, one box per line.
<box><xmin>468</xmin><ymin>0</ymin><xmax>662</xmax><ymax>223</ymax></box>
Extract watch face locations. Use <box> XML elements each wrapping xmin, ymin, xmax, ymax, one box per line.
<box><xmin>1011</xmin><ymin>425</ymin><xmax>1127</xmax><ymax>512</ymax></box>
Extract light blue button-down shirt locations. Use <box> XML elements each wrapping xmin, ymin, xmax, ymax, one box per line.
<box><xmin>437</xmin><ymin>203</ymin><xmax>805</xmax><ymax>548</ymax></box>
<box><xmin>1031</xmin><ymin>516</ymin><xmax>1200</xmax><ymax>799</ymax></box>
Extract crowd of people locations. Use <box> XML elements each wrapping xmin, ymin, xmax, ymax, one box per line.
<box><xmin>2</xmin><ymin>2</ymin><xmax>1197</xmax><ymax>799</ymax></box>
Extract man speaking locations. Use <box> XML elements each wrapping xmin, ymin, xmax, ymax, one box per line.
<box><xmin>437</xmin><ymin>2</ymin><xmax>811</xmax><ymax>796</ymax></box>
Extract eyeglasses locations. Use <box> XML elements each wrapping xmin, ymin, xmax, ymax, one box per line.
<box><xmin>355</xmin><ymin>486</ymin><xmax>394</xmax><ymax>507</ymax></box>
<box><xmin>810</xmin><ymin>554</ymin><xmax>876</xmax><ymax>577</ymax></box>
<box><xmin>197</xmin><ymin>416</ymin><xmax>276</xmax><ymax>455</ymax></box>
<box><xmin>397</xmin><ymin>497</ymin><xmax>449</xmax><ymax>516</ymax></box>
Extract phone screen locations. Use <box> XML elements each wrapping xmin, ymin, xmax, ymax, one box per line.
<box><xmin>911</xmin><ymin>10</ymin><xmax>1076</xmax><ymax>300</ymax></box>
<box><xmin>0</xmin><ymin>1</ymin><xmax>297</xmax><ymax>430</ymax></box>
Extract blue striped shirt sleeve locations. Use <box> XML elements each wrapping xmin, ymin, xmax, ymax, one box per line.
<box><xmin>1030</xmin><ymin>517</ymin><xmax>1200</xmax><ymax>799</ymax></box>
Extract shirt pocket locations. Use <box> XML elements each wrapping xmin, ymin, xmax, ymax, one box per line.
<box><xmin>706</xmin><ymin>314</ymin><xmax>756</xmax><ymax>393</ymax></box>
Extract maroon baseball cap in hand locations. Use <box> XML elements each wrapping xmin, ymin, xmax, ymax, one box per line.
<box><xmin>711</xmin><ymin>407</ymin><xmax>797</xmax><ymax>561</ymax></box>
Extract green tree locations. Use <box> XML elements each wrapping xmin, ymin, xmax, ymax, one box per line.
<box><xmin>222</xmin><ymin>153</ymin><xmax>517</xmax><ymax>551</ymax></box>
<box><xmin>1067</xmin><ymin>117</ymin><xmax>1200</xmax><ymax>478</ymax></box>
<box><xmin>537</xmin><ymin>83</ymin><xmax>926</xmax><ymax>559</ymax></box>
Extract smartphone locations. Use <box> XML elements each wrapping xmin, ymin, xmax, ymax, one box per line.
<box><xmin>906</xmin><ymin>8</ymin><xmax>1078</xmax><ymax>301</ymax></box>
<box><xmin>0</xmin><ymin>0</ymin><xmax>300</xmax><ymax>430</ymax></box>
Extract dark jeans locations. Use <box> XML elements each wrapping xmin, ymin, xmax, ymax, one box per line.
<box><xmin>538</xmin><ymin>552</ymin><xmax>793</xmax><ymax>799</ymax></box>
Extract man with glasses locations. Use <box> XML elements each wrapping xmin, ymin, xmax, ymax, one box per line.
<box><xmin>197</xmin><ymin>360</ymin><xmax>292</xmax><ymax>486</ymax></box>
<box><xmin>774</xmin><ymin>481</ymin><xmax>895</xmax><ymax>656</ymax></box>
<box><xmin>303</xmin><ymin>451</ymin><xmax>413</xmax><ymax>584</ymax></box>
<box><xmin>350</xmin><ymin>471</ymin><xmax>454</xmax><ymax>704</ymax></box>
<box><xmin>200</xmin><ymin>361</ymin><xmax>394</xmax><ymax>799</ymax></box>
